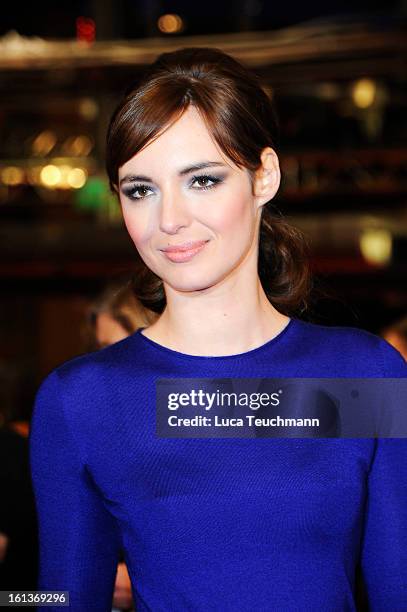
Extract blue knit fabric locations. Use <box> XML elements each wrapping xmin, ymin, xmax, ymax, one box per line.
<box><xmin>29</xmin><ymin>317</ymin><xmax>407</xmax><ymax>611</ymax></box>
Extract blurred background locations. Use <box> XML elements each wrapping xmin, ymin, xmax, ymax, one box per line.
<box><xmin>1</xmin><ymin>0</ymin><xmax>407</xmax><ymax>423</ymax></box>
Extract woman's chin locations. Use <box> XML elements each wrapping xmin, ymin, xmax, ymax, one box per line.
<box><xmin>163</xmin><ymin>274</ymin><xmax>219</xmax><ymax>294</ymax></box>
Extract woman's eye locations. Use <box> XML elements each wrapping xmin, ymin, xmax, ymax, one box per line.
<box><xmin>123</xmin><ymin>184</ymin><xmax>154</xmax><ymax>200</ymax></box>
<box><xmin>122</xmin><ymin>174</ymin><xmax>223</xmax><ymax>200</ymax></box>
<box><xmin>190</xmin><ymin>175</ymin><xmax>222</xmax><ymax>190</ymax></box>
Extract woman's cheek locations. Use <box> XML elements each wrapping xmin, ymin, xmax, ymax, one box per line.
<box><xmin>200</xmin><ymin>189</ymin><xmax>244</xmax><ymax>228</ymax></box>
<box><xmin>122</xmin><ymin>208</ymin><xmax>152</xmax><ymax>249</ymax></box>
<box><xmin>122</xmin><ymin>216</ymin><xmax>159</xmax><ymax>272</ymax></box>
<box><xmin>221</xmin><ymin>192</ymin><xmax>253</xmax><ymax>234</ymax></box>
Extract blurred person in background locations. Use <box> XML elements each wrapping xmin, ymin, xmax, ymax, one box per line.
<box><xmin>84</xmin><ymin>278</ymin><xmax>159</xmax><ymax>351</ymax></box>
<box><xmin>381</xmin><ymin>315</ymin><xmax>407</xmax><ymax>361</ymax></box>
<box><xmin>86</xmin><ymin>279</ymin><xmax>158</xmax><ymax>612</ymax></box>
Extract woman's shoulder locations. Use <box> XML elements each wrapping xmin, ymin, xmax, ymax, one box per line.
<box><xmin>36</xmin><ymin>334</ymin><xmax>137</xmax><ymax>399</ymax></box>
<box><xmin>293</xmin><ymin>317</ymin><xmax>407</xmax><ymax>377</ymax></box>
<box><xmin>295</xmin><ymin>317</ymin><xmax>386</xmax><ymax>345</ymax></box>
<box><xmin>31</xmin><ymin>336</ymin><xmax>140</xmax><ymax>441</ymax></box>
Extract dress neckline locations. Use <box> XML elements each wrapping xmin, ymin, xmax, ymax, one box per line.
<box><xmin>132</xmin><ymin>317</ymin><xmax>298</xmax><ymax>361</ymax></box>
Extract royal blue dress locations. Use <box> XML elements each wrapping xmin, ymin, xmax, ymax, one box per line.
<box><xmin>29</xmin><ymin>318</ymin><xmax>407</xmax><ymax>611</ymax></box>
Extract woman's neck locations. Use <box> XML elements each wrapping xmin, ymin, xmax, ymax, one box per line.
<box><xmin>141</xmin><ymin>280</ymin><xmax>290</xmax><ymax>357</ymax></box>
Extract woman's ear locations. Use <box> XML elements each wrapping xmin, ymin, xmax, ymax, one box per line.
<box><xmin>253</xmin><ymin>147</ymin><xmax>281</xmax><ymax>207</ymax></box>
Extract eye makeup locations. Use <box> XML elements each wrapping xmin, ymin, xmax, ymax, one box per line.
<box><xmin>190</xmin><ymin>174</ymin><xmax>224</xmax><ymax>190</ymax></box>
<box><xmin>121</xmin><ymin>173</ymin><xmax>226</xmax><ymax>201</ymax></box>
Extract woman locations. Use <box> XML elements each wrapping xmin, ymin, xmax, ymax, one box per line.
<box><xmin>30</xmin><ymin>48</ymin><xmax>407</xmax><ymax>611</ymax></box>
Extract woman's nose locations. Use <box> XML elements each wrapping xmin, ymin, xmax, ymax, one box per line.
<box><xmin>159</xmin><ymin>190</ymin><xmax>190</xmax><ymax>234</ymax></box>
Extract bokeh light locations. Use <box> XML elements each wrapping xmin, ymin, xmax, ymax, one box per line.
<box><xmin>157</xmin><ymin>14</ymin><xmax>184</xmax><ymax>34</ymax></box>
<box><xmin>1</xmin><ymin>166</ymin><xmax>24</xmax><ymax>186</ymax></box>
<box><xmin>32</xmin><ymin>131</ymin><xmax>57</xmax><ymax>156</ymax></box>
<box><xmin>78</xmin><ymin>98</ymin><xmax>99</xmax><ymax>121</ymax></box>
<box><xmin>352</xmin><ymin>79</ymin><xmax>376</xmax><ymax>109</ymax></box>
<box><xmin>40</xmin><ymin>165</ymin><xmax>61</xmax><ymax>188</ymax></box>
<box><xmin>360</xmin><ymin>229</ymin><xmax>392</xmax><ymax>265</ymax></box>
<box><xmin>67</xmin><ymin>167</ymin><xmax>87</xmax><ymax>189</ymax></box>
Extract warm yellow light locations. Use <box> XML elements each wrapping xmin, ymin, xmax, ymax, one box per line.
<box><xmin>1</xmin><ymin>166</ymin><xmax>24</xmax><ymax>186</ymax></box>
<box><xmin>58</xmin><ymin>165</ymin><xmax>73</xmax><ymax>189</ymax></box>
<box><xmin>352</xmin><ymin>79</ymin><xmax>376</xmax><ymax>109</ymax></box>
<box><xmin>62</xmin><ymin>135</ymin><xmax>93</xmax><ymax>156</ymax></box>
<box><xmin>40</xmin><ymin>165</ymin><xmax>61</xmax><ymax>187</ymax></box>
<box><xmin>73</xmin><ymin>136</ymin><xmax>93</xmax><ymax>156</ymax></box>
<box><xmin>360</xmin><ymin>229</ymin><xmax>392</xmax><ymax>265</ymax></box>
<box><xmin>32</xmin><ymin>131</ymin><xmax>57</xmax><ymax>156</ymax></box>
<box><xmin>157</xmin><ymin>13</ymin><xmax>184</xmax><ymax>33</ymax></box>
<box><xmin>67</xmin><ymin>167</ymin><xmax>87</xmax><ymax>189</ymax></box>
<box><xmin>27</xmin><ymin>166</ymin><xmax>43</xmax><ymax>186</ymax></box>
<box><xmin>78</xmin><ymin>98</ymin><xmax>99</xmax><ymax>121</ymax></box>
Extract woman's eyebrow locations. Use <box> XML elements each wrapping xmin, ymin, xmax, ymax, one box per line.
<box><xmin>119</xmin><ymin>161</ymin><xmax>227</xmax><ymax>186</ymax></box>
<box><xmin>178</xmin><ymin>161</ymin><xmax>227</xmax><ymax>176</ymax></box>
<box><xmin>119</xmin><ymin>174</ymin><xmax>152</xmax><ymax>186</ymax></box>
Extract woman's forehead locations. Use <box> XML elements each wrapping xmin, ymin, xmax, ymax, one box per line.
<box><xmin>119</xmin><ymin>108</ymin><xmax>236</xmax><ymax>178</ymax></box>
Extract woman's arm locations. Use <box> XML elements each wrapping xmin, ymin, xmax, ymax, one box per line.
<box><xmin>360</xmin><ymin>438</ymin><xmax>407</xmax><ymax>611</ymax></box>
<box><xmin>29</xmin><ymin>370</ymin><xmax>122</xmax><ymax>612</ymax></box>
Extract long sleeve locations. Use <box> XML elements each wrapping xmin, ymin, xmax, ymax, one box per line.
<box><xmin>29</xmin><ymin>370</ymin><xmax>122</xmax><ymax>612</ymax></box>
<box><xmin>360</xmin><ymin>439</ymin><xmax>407</xmax><ymax>611</ymax></box>
<box><xmin>360</xmin><ymin>339</ymin><xmax>407</xmax><ymax>610</ymax></box>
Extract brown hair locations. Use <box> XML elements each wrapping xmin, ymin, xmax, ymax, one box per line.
<box><xmin>106</xmin><ymin>47</ymin><xmax>312</xmax><ymax>316</ymax></box>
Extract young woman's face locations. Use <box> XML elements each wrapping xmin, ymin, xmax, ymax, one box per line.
<box><xmin>118</xmin><ymin>106</ymin><xmax>263</xmax><ymax>294</ymax></box>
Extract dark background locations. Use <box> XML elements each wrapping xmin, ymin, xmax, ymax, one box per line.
<box><xmin>1</xmin><ymin>0</ymin><xmax>405</xmax><ymax>38</ymax></box>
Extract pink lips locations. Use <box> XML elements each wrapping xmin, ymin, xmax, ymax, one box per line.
<box><xmin>160</xmin><ymin>240</ymin><xmax>209</xmax><ymax>263</ymax></box>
